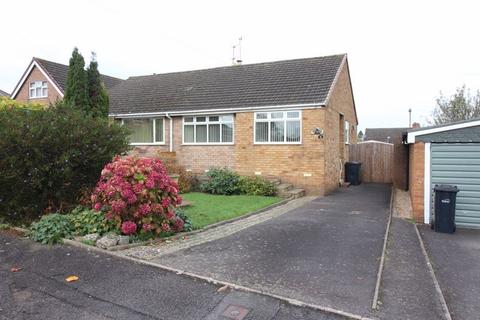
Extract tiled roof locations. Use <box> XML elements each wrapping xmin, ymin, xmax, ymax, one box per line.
<box><xmin>0</xmin><ymin>89</ymin><xmax>9</xmax><ymax>97</ymax></box>
<box><xmin>34</xmin><ymin>58</ymin><xmax>123</xmax><ymax>92</ymax></box>
<box><xmin>109</xmin><ymin>54</ymin><xmax>346</xmax><ymax>115</ymax></box>
<box><xmin>364</xmin><ymin>127</ymin><xmax>409</xmax><ymax>144</ymax></box>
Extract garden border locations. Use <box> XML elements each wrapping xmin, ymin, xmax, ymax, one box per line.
<box><xmin>83</xmin><ymin>196</ymin><xmax>292</xmax><ymax>251</ymax></box>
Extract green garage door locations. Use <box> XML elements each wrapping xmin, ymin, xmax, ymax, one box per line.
<box><xmin>431</xmin><ymin>143</ymin><xmax>480</xmax><ymax>228</ymax></box>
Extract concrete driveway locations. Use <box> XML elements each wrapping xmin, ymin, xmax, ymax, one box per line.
<box><xmin>419</xmin><ymin>226</ymin><xmax>480</xmax><ymax>320</ymax></box>
<box><xmin>155</xmin><ymin>183</ymin><xmax>391</xmax><ymax>317</ymax></box>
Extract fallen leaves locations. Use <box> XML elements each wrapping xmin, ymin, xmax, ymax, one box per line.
<box><xmin>65</xmin><ymin>275</ymin><xmax>79</xmax><ymax>282</ymax></box>
<box><xmin>217</xmin><ymin>285</ymin><xmax>230</xmax><ymax>292</ymax></box>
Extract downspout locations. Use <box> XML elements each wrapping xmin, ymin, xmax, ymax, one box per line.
<box><xmin>165</xmin><ymin>113</ymin><xmax>173</xmax><ymax>152</ymax></box>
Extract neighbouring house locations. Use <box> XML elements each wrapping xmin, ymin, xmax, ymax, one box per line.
<box><xmin>0</xmin><ymin>89</ymin><xmax>9</xmax><ymax>97</ymax></box>
<box><xmin>364</xmin><ymin>127</ymin><xmax>409</xmax><ymax>144</ymax></box>
<box><xmin>10</xmin><ymin>57</ymin><xmax>122</xmax><ymax>105</ymax></box>
<box><xmin>109</xmin><ymin>54</ymin><xmax>358</xmax><ymax>195</ymax></box>
<box><xmin>405</xmin><ymin>118</ymin><xmax>480</xmax><ymax>228</ymax></box>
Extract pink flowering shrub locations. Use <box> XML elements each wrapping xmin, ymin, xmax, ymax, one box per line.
<box><xmin>91</xmin><ymin>156</ymin><xmax>184</xmax><ymax>236</ymax></box>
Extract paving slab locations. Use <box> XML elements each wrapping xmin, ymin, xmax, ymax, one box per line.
<box><xmin>154</xmin><ymin>183</ymin><xmax>391</xmax><ymax>317</ymax></box>
<box><xmin>0</xmin><ymin>232</ymin><xmax>342</xmax><ymax>320</ymax></box>
<box><xmin>419</xmin><ymin>226</ymin><xmax>480</xmax><ymax>320</ymax></box>
<box><xmin>378</xmin><ymin>218</ymin><xmax>445</xmax><ymax>319</ymax></box>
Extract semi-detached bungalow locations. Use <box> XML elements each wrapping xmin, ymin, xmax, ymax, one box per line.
<box><xmin>109</xmin><ymin>54</ymin><xmax>358</xmax><ymax>195</ymax></box>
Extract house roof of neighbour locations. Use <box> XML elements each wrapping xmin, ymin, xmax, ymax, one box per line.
<box><xmin>406</xmin><ymin>118</ymin><xmax>480</xmax><ymax>143</ymax></box>
<box><xmin>364</xmin><ymin>127</ymin><xmax>409</xmax><ymax>144</ymax></box>
<box><xmin>11</xmin><ymin>57</ymin><xmax>123</xmax><ymax>99</ymax></box>
<box><xmin>109</xmin><ymin>54</ymin><xmax>349</xmax><ymax>116</ymax></box>
<box><xmin>34</xmin><ymin>58</ymin><xmax>123</xmax><ymax>92</ymax></box>
<box><xmin>0</xmin><ymin>89</ymin><xmax>9</xmax><ymax>97</ymax></box>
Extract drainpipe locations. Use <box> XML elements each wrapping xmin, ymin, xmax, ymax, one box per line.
<box><xmin>165</xmin><ymin>113</ymin><xmax>173</xmax><ymax>152</ymax></box>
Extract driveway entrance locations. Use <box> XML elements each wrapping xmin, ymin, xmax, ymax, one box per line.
<box><xmin>155</xmin><ymin>184</ymin><xmax>391</xmax><ymax>317</ymax></box>
<box><xmin>419</xmin><ymin>226</ymin><xmax>480</xmax><ymax>320</ymax></box>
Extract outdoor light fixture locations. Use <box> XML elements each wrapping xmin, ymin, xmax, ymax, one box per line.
<box><xmin>311</xmin><ymin>127</ymin><xmax>324</xmax><ymax>139</ymax></box>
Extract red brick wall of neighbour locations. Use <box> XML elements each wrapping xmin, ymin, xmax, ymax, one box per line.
<box><xmin>324</xmin><ymin>62</ymin><xmax>358</xmax><ymax>193</ymax></box>
<box><xmin>14</xmin><ymin>66</ymin><xmax>62</xmax><ymax>104</ymax></box>
<box><xmin>409</xmin><ymin>142</ymin><xmax>425</xmax><ymax>222</ymax></box>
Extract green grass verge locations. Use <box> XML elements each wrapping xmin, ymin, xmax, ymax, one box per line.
<box><xmin>181</xmin><ymin>192</ymin><xmax>282</xmax><ymax>229</ymax></box>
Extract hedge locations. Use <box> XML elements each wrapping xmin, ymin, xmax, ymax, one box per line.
<box><xmin>0</xmin><ymin>102</ymin><xmax>130</xmax><ymax>224</ymax></box>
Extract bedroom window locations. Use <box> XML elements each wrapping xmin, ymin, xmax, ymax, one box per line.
<box><xmin>122</xmin><ymin>118</ymin><xmax>164</xmax><ymax>145</ymax></box>
<box><xmin>254</xmin><ymin>110</ymin><xmax>301</xmax><ymax>144</ymax></box>
<box><xmin>183</xmin><ymin>115</ymin><xmax>234</xmax><ymax>144</ymax></box>
<box><xmin>29</xmin><ymin>81</ymin><xmax>48</xmax><ymax>98</ymax></box>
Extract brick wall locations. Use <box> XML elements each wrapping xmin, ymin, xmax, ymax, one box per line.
<box><xmin>14</xmin><ymin>65</ymin><xmax>62</xmax><ymax>104</ymax></box>
<box><xmin>409</xmin><ymin>142</ymin><xmax>425</xmax><ymax>222</ymax></box>
<box><xmin>393</xmin><ymin>144</ymin><xmax>409</xmax><ymax>190</ymax></box>
<box><xmin>324</xmin><ymin>60</ymin><xmax>358</xmax><ymax>193</ymax></box>
<box><xmin>234</xmin><ymin>109</ymin><xmax>327</xmax><ymax>194</ymax></box>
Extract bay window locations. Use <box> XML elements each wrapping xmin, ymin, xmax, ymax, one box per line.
<box><xmin>254</xmin><ymin>110</ymin><xmax>301</xmax><ymax>144</ymax></box>
<box><xmin>122</xmin><ymin>118</ymin><xmax>164</xmax><ymax>145</ymax></box>
<box><xmin>183</xmin><ymin>115</ymin><xmax>234</xmax><ymax>144</ymax></box>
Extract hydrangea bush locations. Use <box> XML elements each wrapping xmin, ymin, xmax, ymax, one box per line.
<box><xmin>91</xmin><ymin>156</ymin><xmax>184</xmax><ymax>237</ymax></box>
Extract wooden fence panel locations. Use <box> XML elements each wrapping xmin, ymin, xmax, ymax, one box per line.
<box><xmin>349</xmin><ymin>141</ymin><xmax>394</xmax><ymax>183</ymax></box>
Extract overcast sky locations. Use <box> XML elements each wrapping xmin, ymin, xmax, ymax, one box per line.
<box><xmin>1</xmin><ymin>0</ymin><xmax>479</xmax><ymax>130</ymax></box>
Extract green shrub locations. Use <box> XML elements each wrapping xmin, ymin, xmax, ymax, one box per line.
<box><xmin>0</xmin><ymin>96</ymin><xmax>45</xmax><ymax>111</ymax></box>
<box><xmin>175</xmin><ymin>208</ymin><xmax>193</xmax><ymax>232</ymax></box>
<box><xmin>239</xmin><ymin>176</ymin><xmax>277</xmax><ymax>196</ymax></box>
<box><xmin>29</xmin><ymin>214</ymin><xmax>74</xmax><ymax>244</ymax></box>
<box><xmin>201</xmin><ymin>168</ymin><xmax>240</xmax><ymax>195</ymax></box>
<box><xmin>0</xmin><ymin>102</ymin><xmax>130</xmax><ymax>224</ymax></box>
<box><xmin>69</xmin><ymin>206</ymin><xmax>116</xmax><ymax>236</ymax></box>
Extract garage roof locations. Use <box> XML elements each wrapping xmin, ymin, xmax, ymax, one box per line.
<box><xmin>406</xmin><ymin>118</ymin><xmax>480</xmax><ymax>143</ymax></box>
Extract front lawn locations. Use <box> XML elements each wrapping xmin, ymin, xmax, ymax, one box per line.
<box><xmin>181</xmin><ymin>193</ymin><xmax>282</xmax><ymax>229</ymax></box>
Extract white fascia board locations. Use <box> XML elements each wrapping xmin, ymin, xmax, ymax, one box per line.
<box><xmin>11</xmin><ymin>60</ymin><xmax>64</xmax><ymax>99</ymax></box>
<box><xmin>424</xmin><ymin>142</ymin><xmax>431</xmax><ymax>224</ymax></box>
<box><xmin>109</xmin><ymin>102</ymin><xmax>325</xmax><ymax>118</ymax></box>
<box><xmin>407</xmin><ymin>119</ymin><xmax>480</xmax><ymax>143</ymax></box>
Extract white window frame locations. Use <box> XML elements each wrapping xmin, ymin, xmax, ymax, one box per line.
<box><xmin>253</xmin><ymin>110</ymin><xmax>302</xmax><ymax>144</ymax></box>
<box><xmin>29</xmin><ymin>81</ymin><xmax>48</xmax><ymax>99</ymax></box>
<box><xmin>120</xmin><ymin>118</ymin><xmax>165</xmax><ymax>146</ymax></box>
<box><xmin>182</xmin><ymin>114</ymin><xmax>234</xmax><ymax>145</ymax></box>
<box><xmin>345</xmin><ymin>120</ymin><xmax>350</xmax><ymax>144</ymax></box>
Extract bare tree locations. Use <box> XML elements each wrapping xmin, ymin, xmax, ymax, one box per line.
<box><xmin>431</xmin><ymin>86</ymin><xmax>480</xmax><ymax>125</ymax></box>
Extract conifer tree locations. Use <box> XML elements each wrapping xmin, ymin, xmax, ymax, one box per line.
<box><xmin>64</xmin><ymin>47</ymin><xmax>88</xmax><ymax>110</ymax></box>
<box><xmin>86</xmin><ymin>52</ymin><xmax>109</xmax><ymax>117</ymax></box>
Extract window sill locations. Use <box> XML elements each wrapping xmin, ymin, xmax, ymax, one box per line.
<box><xmin>130</xmin><ymin>142</ymin><xmax>166</xmax><ymax>146</ymax></box>
<box><xmin>29</xmin><ymin>96</ymin><xmax>48</xmax><ymax>99</ymax></box>
<box><xmin>182</xmin><ymin>143</ymin><xmax>234</xmax><ymax>146</ymax></box>
<box><xmin>253</xmin><ymin>142</ymin><xmax>302</xmax><ymax>145</ymax></box>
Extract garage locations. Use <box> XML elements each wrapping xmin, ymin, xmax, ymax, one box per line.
<box><xmin>406</xmin><ymin>119</ymin><xmax>480</xmax><ymax>228</ymax></box>
<box><xmin>431</xmin><ymin>143</ymin><xmax>480</xmax><ymax>228</ymax></box>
